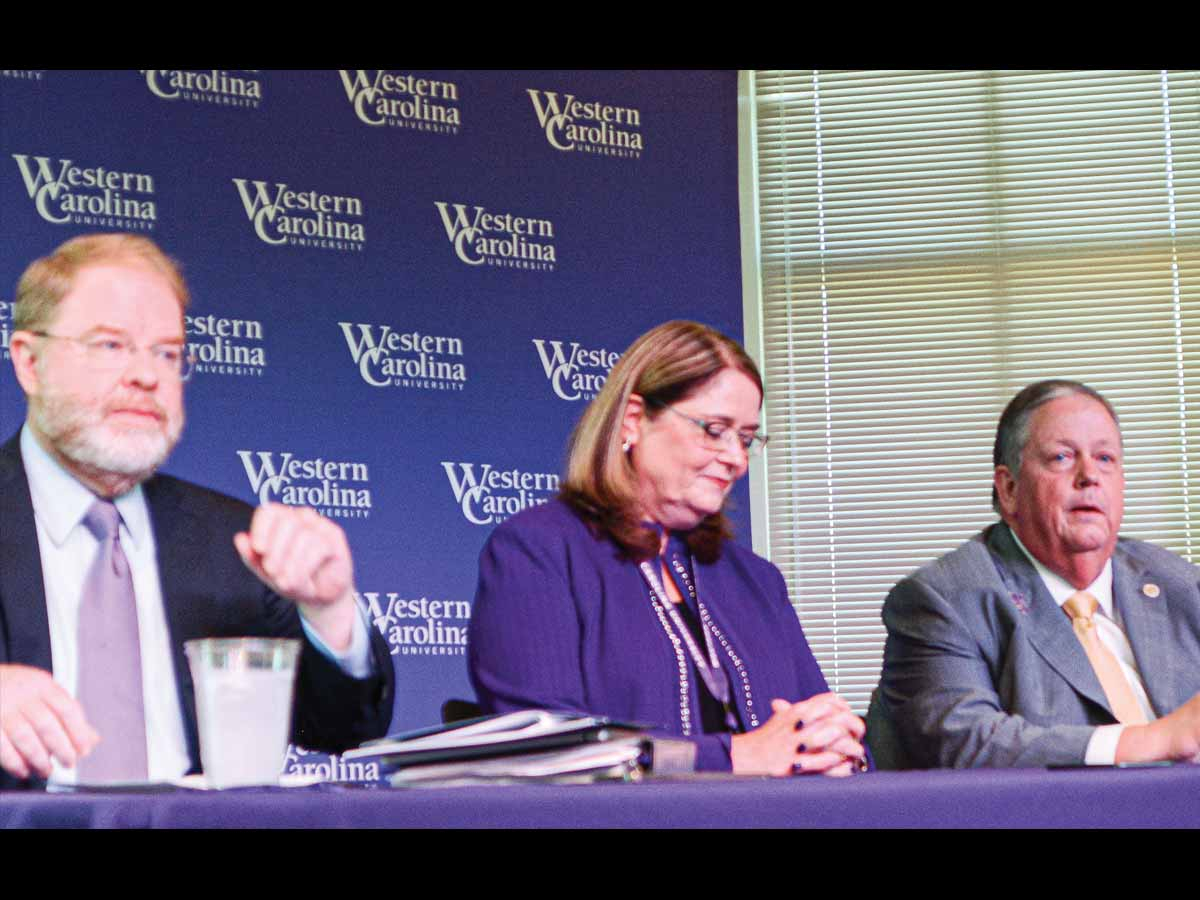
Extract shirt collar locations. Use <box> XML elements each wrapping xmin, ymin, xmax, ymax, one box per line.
<box><xmin>21</xmin><ymin>422</ymin><xmax>150</xmax><ymax>549</ymax></box>
<box><xmin>1008</xmin><ymin>525</ymin><xmax>1114</xmax><ymax>619</ymax></box>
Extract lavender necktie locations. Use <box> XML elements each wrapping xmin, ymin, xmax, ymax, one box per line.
<box><xmin>76</xmin><ymin>499</ymin><xmax>148</xmax><ymax>782</ymax></box>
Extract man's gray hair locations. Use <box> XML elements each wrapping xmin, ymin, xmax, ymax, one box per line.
<box><xmin>992</xmin><ymin>379</ymin><xmax>1121</xmax><ymax>513</ymax></box>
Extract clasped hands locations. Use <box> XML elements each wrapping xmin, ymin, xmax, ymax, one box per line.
<box><xmin>731</xmin><ymin>692</ymin><xmax>866</xmax><ymax>777</ymax></box>
<box><xmin>1116</xmin><ymin>691</ymin><xmax>1200</xmax><ymax>765</ymax></box>
<box><xmin>0</xmin><ymin>503</ymin><xmax>357</xmax><ymax>781</ymax></box>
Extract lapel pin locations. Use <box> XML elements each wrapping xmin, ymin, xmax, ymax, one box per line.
<box><xmin>1010</xmin><ymin>592</ymin><xmax>1029</xmax><ymax>614</ymax></box>
<box><xmin>1142</xmin><ymin>583</ymin><xmax>1161</xmax><ymax>598</ymax></box>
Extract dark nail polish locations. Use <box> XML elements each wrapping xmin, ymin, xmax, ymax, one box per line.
<box><xmin>797</xmin><ymin>743</ymin><xmax>807</xmax><ymax>752</ymax></box>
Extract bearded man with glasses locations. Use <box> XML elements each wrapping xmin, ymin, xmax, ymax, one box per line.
<box><xmin>0</xmin><ymin>234</ymin><xmax>393</xmax><ymax>789</ymax></box>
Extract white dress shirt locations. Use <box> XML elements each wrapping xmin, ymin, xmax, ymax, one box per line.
<box><xmin>21</xmin><ymin>425</ymin><xmax>373</xmax><ymax>784</ymax></box>
<box><xmin>1010</xmin><ymin>530</ymin><xmax>1155</xmax><ymax>765</ymax></box>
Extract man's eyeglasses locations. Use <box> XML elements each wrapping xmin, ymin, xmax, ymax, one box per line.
<box><xmin>648</xmin><ymin>399</ymin><xmax>769</xmax><ymax>456</ymax></box>
<box><xmin>33</xmin><ymin>331</ymin><xmax>196</xmax><ymax>382</ymax></box>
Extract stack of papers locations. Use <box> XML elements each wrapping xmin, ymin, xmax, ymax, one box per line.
<box><xmin>342</xmin><ymin>709</ymin><xmax>649</xmax><ymax>786</ymax></box>
<box><xmin>389</xmin><ymin>740</ymin><xmax>645</xmax><ymax>787</ymax></box>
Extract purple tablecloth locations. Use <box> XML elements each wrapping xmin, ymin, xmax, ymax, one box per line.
<box><xmin>3</xmin><ymin>765</ymin><xmax>1198</xmax><ymax>828</ymax></box>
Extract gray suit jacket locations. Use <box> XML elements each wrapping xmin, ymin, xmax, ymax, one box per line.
<box><xmin>868</xmin><ymin>522</ymin><xmax>1200</xmax><ymax>768</ymax></box>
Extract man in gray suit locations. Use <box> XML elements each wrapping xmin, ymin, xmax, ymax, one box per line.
<box><xmin>869</xmin><ymin>379</ymin><xmax>1200</xmax><ymax>768</ymax></box>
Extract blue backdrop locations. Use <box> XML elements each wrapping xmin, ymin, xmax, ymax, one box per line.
<box><xmin>1</xmin><ymin>69</ymin><xmax>746</xmax><ymax>776</ymax></box>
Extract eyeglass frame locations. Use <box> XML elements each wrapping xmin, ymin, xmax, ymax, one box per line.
<box><xmin>645</xmin><ymin>396</ymin><xmax>769</xmax><ymax>456</ymax></box>
<box><xmin>30</xmin><ymin>330</ymin><xmax>196</xmax><ymax>383</ymax></box>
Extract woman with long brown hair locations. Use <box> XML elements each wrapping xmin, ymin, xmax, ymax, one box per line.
<box><xmin>467</xmin><ymin>321</ymin><xmax>864</xmax><ymax>775</ymax></box>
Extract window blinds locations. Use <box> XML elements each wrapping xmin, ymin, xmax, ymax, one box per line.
<box><xmin>745</xmin><ymin>70</ymin><xmax>1199</xmax><ymax>711</ymax></box>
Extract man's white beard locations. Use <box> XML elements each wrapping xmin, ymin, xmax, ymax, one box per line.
<box><xmin>31</xmin><ymin>389</ymin><xmax>184</xmax><ymax>486</ymax></box>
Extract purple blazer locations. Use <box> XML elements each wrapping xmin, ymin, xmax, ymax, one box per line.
<box><xmin>467</xmin><ymin>499</ymin><xmax>831</xmax><ymax>771</ymax></box>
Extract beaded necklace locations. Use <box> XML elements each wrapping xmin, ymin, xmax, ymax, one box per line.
<box><xmin>638</xmin><ymin>548</ymin><xmax>759</xmax><ymax>735</ymax></box>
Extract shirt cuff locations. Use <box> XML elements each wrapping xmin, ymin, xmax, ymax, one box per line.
<box><xmin>1084</xmin><ymin>724</ymin><xmax>1126</xmax><ymax>765</ymax></box>
<box><xmin>694</xmin><ymin>733</ymin><xmax>734</xmax><ymax>772</ymax></box>
<box><xmin>300</xmin><ymin>602</ymin><xmax>375</xmax><ymax>679</ymax></box>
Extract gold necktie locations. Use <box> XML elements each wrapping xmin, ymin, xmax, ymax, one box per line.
<box><xmin>1063</xmin><ymin>591</ymin><xmax>1147</xmax><ymax>726</ymax></box>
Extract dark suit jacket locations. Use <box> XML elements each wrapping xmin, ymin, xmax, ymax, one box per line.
<box><xmin>0</xmin><ymin>433</ymin><xmax>394</xmax><ymax>790</ymax></box>
<box><xmin>868</xmin><ymin>522</ymin><xmax>1200</xmax><ymax>769</ymax></box>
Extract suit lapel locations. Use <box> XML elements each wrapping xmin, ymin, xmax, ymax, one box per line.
<box><xmin>142</xmin><ymin>476</ymin><xmax>206</xmax><ymax>769</ymax></box>
<box><xmin>690</xmin><ymin>555</ymin><xmax>755</xmax><ymax>728</ymax></box>
<box><xmin>1111</xmin><ymin>548</ymin><xmax>1173</xmax><ymax>717</ymax></box>
<box><xmin>987</xmin><ymin>524</ymin><xmax>1116</xmax><ymax>720</ymax></box>
<box><xmin>0</xmin><ymin>434</ymin><xmax>54</xmax><ymax>671</ymax></box>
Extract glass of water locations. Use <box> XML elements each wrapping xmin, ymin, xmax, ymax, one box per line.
<box><xmin>184</xmin><ymin>637</ymin><xmax>301</xmax><ymax>788</ymax></box>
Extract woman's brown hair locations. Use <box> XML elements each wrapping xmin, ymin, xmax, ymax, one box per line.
<box><xmin>560</xmin><ymin>320</ymin><xmax>763</xmax><ymax>563</ymax></box>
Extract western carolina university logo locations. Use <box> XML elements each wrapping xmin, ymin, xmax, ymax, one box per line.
<box><xmin>441</xmin><ymin>461</ymin><xmax>559</xmax><ymax>525</ymax></box>
<box><xmin>283</xmin><ymin>747</ymin><xmax>380</xmax><ymax>783</ymax></box>
<box><xmin>185</xmin><ymin>313</ymin><xmax>266</xmax><ymax>378</ymax></box>
<box><xmin>338</xmin><ymin>70</ymin><xmax>461</xmax><ymax>134</ymax></box>
<box><xmin>12</xmin><ymin>154</ymin><xmax>157</xmax><ymax>230</ymax></box>
<box><xmin>527</xmin><ymin>89</ymin><xmax>643</xmax><ymax>159</ymax></box>
<box><xmin>434</xmin><ymin>202</ymin><xmax>556</xmax><ymax>271</ymax></box>
<box><xmin>532</xmin><ymin>339</ymin><xmax>619</xmax><ymax>402</ymax></box>
<box><xmin>237</xmin><ymin>451</ymin><xmax>372</xmax><ymax>519</ymax></box>
<box><xmin>339</xmin><ymin>323</ymin><xmax>466</xmax><ymax>391</ymax></box>
<box><xmin>360</xmin><ymin>591</ymin><xmax>470</xmax><ymax>657</ymax></box>
<box><xmin>140</xmin><ymin>69</ymin><xmax>262</xmax><ymax>109</ymax></box>
<box><xmin>0</xmin><ymin>300</ymin><xmax>12</xmax><ymax>361</ymax></box>
<box><xmin>232</xmin><ymin>178</ymin><xmax>365</xmax><ymax>251</ymax></box>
